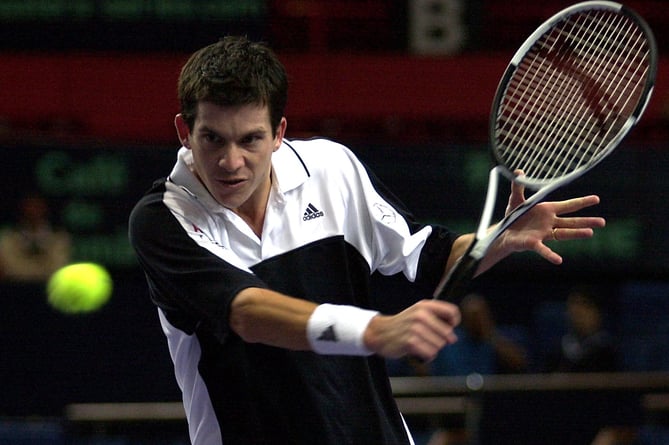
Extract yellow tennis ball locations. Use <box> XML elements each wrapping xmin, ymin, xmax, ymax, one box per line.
<box><xmin>47</xmin><ymin>263</ymin><xmax>113</xmax><ymax>314</ymax></box>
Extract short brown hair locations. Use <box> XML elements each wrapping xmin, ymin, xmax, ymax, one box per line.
<box><xmin>177</xmin><ymin>36</ymin><xmax>288</xmax><ymax>135</ymax></box>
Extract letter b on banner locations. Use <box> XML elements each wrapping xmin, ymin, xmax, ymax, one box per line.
<box><xmin>409</xmin><ymin>0</ymin><xmax>466</xmax><ymax>55</ymax></box>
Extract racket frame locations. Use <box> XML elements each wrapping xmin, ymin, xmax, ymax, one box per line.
<box><xmin>433</xmin><ymin>0</ymin><xmax>657</xmax><ymax>300</ymax></box>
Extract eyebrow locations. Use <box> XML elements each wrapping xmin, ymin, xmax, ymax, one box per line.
<box><xmin>198</xmin><ymin>126</ymin><xmax>267</xmax><ymax>137</ymax></box>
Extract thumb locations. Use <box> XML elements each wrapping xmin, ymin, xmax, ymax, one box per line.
<box><xmin>506</xmin><ymin>169</ymin><xmax>526</xmax><ymax>215</ymax></box>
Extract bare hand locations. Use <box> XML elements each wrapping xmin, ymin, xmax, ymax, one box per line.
<box><xmin>500</xmin><ymin>170</ymin><xmax>606</xmax><ymax>265</ymax></box>
<box><xmin>363</xmin><ymin>299</ymin><xmax>461</xmax><ymax>362</ymax></box>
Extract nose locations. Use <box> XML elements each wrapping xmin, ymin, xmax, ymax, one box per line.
<box><xmin>218</xmin><ymin>145</ymin><xmax>245</xmax><ymax>172</ymax></box>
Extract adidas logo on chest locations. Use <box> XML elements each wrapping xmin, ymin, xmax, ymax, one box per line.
<box><xmin>303</xmin><ymin>203</ymin><xmax>324</xmax><ymax>221</ymax></box>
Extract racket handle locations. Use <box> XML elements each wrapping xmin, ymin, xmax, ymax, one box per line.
<box><xmin>433</xmin><ymin>254</ymin><xmax>480</xmax><ymax>304</ymax></box>
<box><xmin>409</xmin><ymin>254</ymin><xmax>480</xmax><ymax>364</ymax></box>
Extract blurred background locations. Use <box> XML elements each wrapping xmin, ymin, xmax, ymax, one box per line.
<box><xmin>0</xmin><ymin>1</ymin><xmax>667</xmax><ymax>444</ymax></box>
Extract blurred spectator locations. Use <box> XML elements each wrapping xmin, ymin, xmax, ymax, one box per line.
<box><xmin>545</xmin><ymin>286</ymin><xmax>618</xmax><ymax>373</ymax></box>
<box><xmin>543</xmin><ymin>290</ymin><xmax>632</xmax><ymax>445</ymax></box>
<box><xmin>0</xmin><ymin>193</ymin><xmax>71</xmax><ymax>282</ymax></box>
<box><xmin>432</xmin><ymin>293</ymin><xmax>529</xmax><ymax>376</ymax></box>
<box><xmin>390</xmin><ymin>293</ymin><xmax>530</xmax><ymax>445</ymax></box>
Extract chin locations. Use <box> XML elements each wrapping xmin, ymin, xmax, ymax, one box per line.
<box><xmin>215</xmin><ymin>195</ymin><xmax>244</xmax><ymax>210</ymax></box>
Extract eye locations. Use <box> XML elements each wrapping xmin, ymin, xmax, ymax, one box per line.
<box><xmin>240</xmin><ymin>133</ymin><xmax>263</xmax><ymax>146</ymax></box>
<box><xmin>202</xmin><ymin>132</ymin><xmax>222</xmax><ymax>145</ymax></box>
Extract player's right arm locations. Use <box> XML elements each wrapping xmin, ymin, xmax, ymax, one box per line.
<box><xmin>363</xmin><ymin>299</ymin><xmax>460</xmax><ymax>360</ymax></box>
<box><xmin>230</xmin><ymin>287</ymin><xmax>460</xmax><ymax>361</ymax></box>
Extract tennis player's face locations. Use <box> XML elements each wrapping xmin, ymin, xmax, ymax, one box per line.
<box><xmin>176</xmin><ymin>102</ymin><xmax>286</xmax><ymax>216</ymax></box>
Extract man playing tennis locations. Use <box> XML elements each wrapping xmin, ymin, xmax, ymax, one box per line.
<box><xmin>129</xmin><ymin>36</ymin><xmax>605</xmax><ymax>444</ymax></box>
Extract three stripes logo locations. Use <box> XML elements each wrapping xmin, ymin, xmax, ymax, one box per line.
<box><xmin>303</xmin><ymin>203</ymin><xmax>324</xmax><ymax>221</ymax></box>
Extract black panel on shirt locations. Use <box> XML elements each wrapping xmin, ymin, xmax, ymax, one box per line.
<box><xmin>250</xmin><ymin>235</ymin><xmax>371</xmax><ymax>306</ymax></box>
<box><xmin>128</xmin><ymin>179</ymin><xmax>267</xmax><ymax>342</ymax></box>
<box><xmin>196</xmin><ymin>235</ymin><xmax>410</xmax><ymax>444</ymax></box>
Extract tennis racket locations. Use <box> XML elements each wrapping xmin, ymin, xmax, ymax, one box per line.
<box><xmin>434</xmin><ymin>1</ymin><xmax>657</xmax><ymax>302</ymax></box>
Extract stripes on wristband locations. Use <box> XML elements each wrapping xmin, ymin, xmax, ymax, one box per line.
<box><xmin>306</xmin><ymin>303</ymin><xmax>379</xmax><ymax>356</ymax></box>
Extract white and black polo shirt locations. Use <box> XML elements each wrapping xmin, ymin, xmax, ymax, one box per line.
<box><xmin>129</xmin><ymin>138</ymin><xmax>458</xmax><ymax>445</ymax></box>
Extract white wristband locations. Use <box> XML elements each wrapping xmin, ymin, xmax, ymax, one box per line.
<box><xmin>306</xmin><ymin>304</ymin><xmax>379</xmax><ymax>356</ymax></box>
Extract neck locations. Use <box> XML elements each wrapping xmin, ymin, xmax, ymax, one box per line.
<box><xmin>234</xmin><ymin>172</ymin><xmax>273</xmax><ymax>238</ymax></box>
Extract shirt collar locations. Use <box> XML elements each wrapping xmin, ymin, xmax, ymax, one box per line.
<box><xmin>168</xmin><ymin>147</ymin><xmax>222</xmax><ymax>211</ymax></box>
<box><xmin>271</xmin><ymin>140</ymin><xmax>310</xmax><ymax>194</ymax></box>
<box><xmin>168</xmin><ymin>141</ymin><xmax>309</xmax><ymax>211</ymax></box>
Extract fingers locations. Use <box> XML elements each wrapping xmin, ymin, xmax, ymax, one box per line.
<box><xmin>534</xmin><ymin>243</ymin><xmax>563</xmax><ymax>265</ymax></box>
<box><xmin>535</xmin><ymin>196</ymin><xmax>606</xmax><ymax>263</ymax></box>
<box><xmin>366</xmin><ymin>300</ymin><xmax>461</xmax><ymax>362</ymax></box>
<box><xmin>401</xmin><ymin>300</ymin><xmax>460</xmax><ymax>360</ymax></box>
<box><xmin>537</xmin><ymin>225</ymin><xmax>598</xmax><ymax>264</ymax></box>
<box><xmin>554</xmin><ymin>216</ymin><xmax>606</xmax><ymax>229</ymax></box>
<box><xmin>549</xmin><ymin>196</ymin><xmax>606</xmax><ymax>241</ymax></box>
<box><xmin>553</xmin><ymin>195</ymin><xmax>602</xmax><ymax>215</ymax></box>
<box><xmin>549</xmin><ymin>227</ymin><xmax>596</xmax><ymax>242</ymax></box>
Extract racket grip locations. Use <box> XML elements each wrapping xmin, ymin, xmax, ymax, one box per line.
<box><xmin>434</xmin><ymin>255</ymin><xmax>480</xmax><ymax>304</ymax></box>
<box><xmin>410</xmin><ymin>255</ymin><xmax>480</xmax><ymax>364</ymax></box>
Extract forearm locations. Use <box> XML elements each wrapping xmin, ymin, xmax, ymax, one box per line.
<box><xmin>444</xmin><ymin>228</ymin><xmax>509</xmax><ymax>281</ymax></box>
<box><xmin>443</xmin><ymin>232</ymin><xmax>500</xmax><ymax>279</ymax></box>
<box><xmin>229</xmin><ymin>287</ymin><xmax>459</xmax><ymax>361</ymax></box>
<box><xmin>229</xmin><ymin>288</ymin><xmax>378</xmax><ymax>355</ymax></box>
<box><xmin>444</xmin><ymin>234</ymin><xmax>474</xmax><ymax>274</ymax></box>
<box><xmin>230</xmin><ymin>287</ymin><xmax>316</xmax><ymax>350</ymax></box>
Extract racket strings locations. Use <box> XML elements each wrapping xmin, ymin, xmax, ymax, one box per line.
<box><xmin>495</xmin><ymin>8</ymin><xmax>652</xmax><ymax>183</ymax></box>
<box><xmin>514</xmin><ymin>14</ymin><xmax>606</xmax><ymax>174</ymax></box>
<box><xmin>503</xmin><ymin>11</ymin><xmax>628</xmax><ymax>177</ymax></box>
<box><xmin>534</xmin><ymin>11</ymin><xmax>633</xmax><ymax>175</ymax></box>
<box><xmin>505</xmin><ymin>12</ymin><xmax>646</xmax><ymax>179</ymax></box>
<box><xmin>506</xmin><ymin>11</ymin><xmax>632</xmax><ymax>177</ymax></box>
<box><xmin>571</xmin><ymin>13</ymin><xmax>646</xmax><ymax>130</ymax></box>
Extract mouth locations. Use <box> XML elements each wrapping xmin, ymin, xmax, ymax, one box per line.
<box><xmin>217</xmin><ymin>178</ymin><xmax>246</xmax><ymax>189</ymax></box>
<box><xmin>220</xmin><ymin>177</ymin><xmax>244</xmax><ymax>184</ymax></box>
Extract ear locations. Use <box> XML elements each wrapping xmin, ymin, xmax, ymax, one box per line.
<box><xmin>273</xmin><ymin>117</ymin><xmax>287</xmax><ymax>152</ymax></box>
<box><xmin>175</xmin><ymin>114</ymin><xmax>191</xmax><ymax>148</ymax></box>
